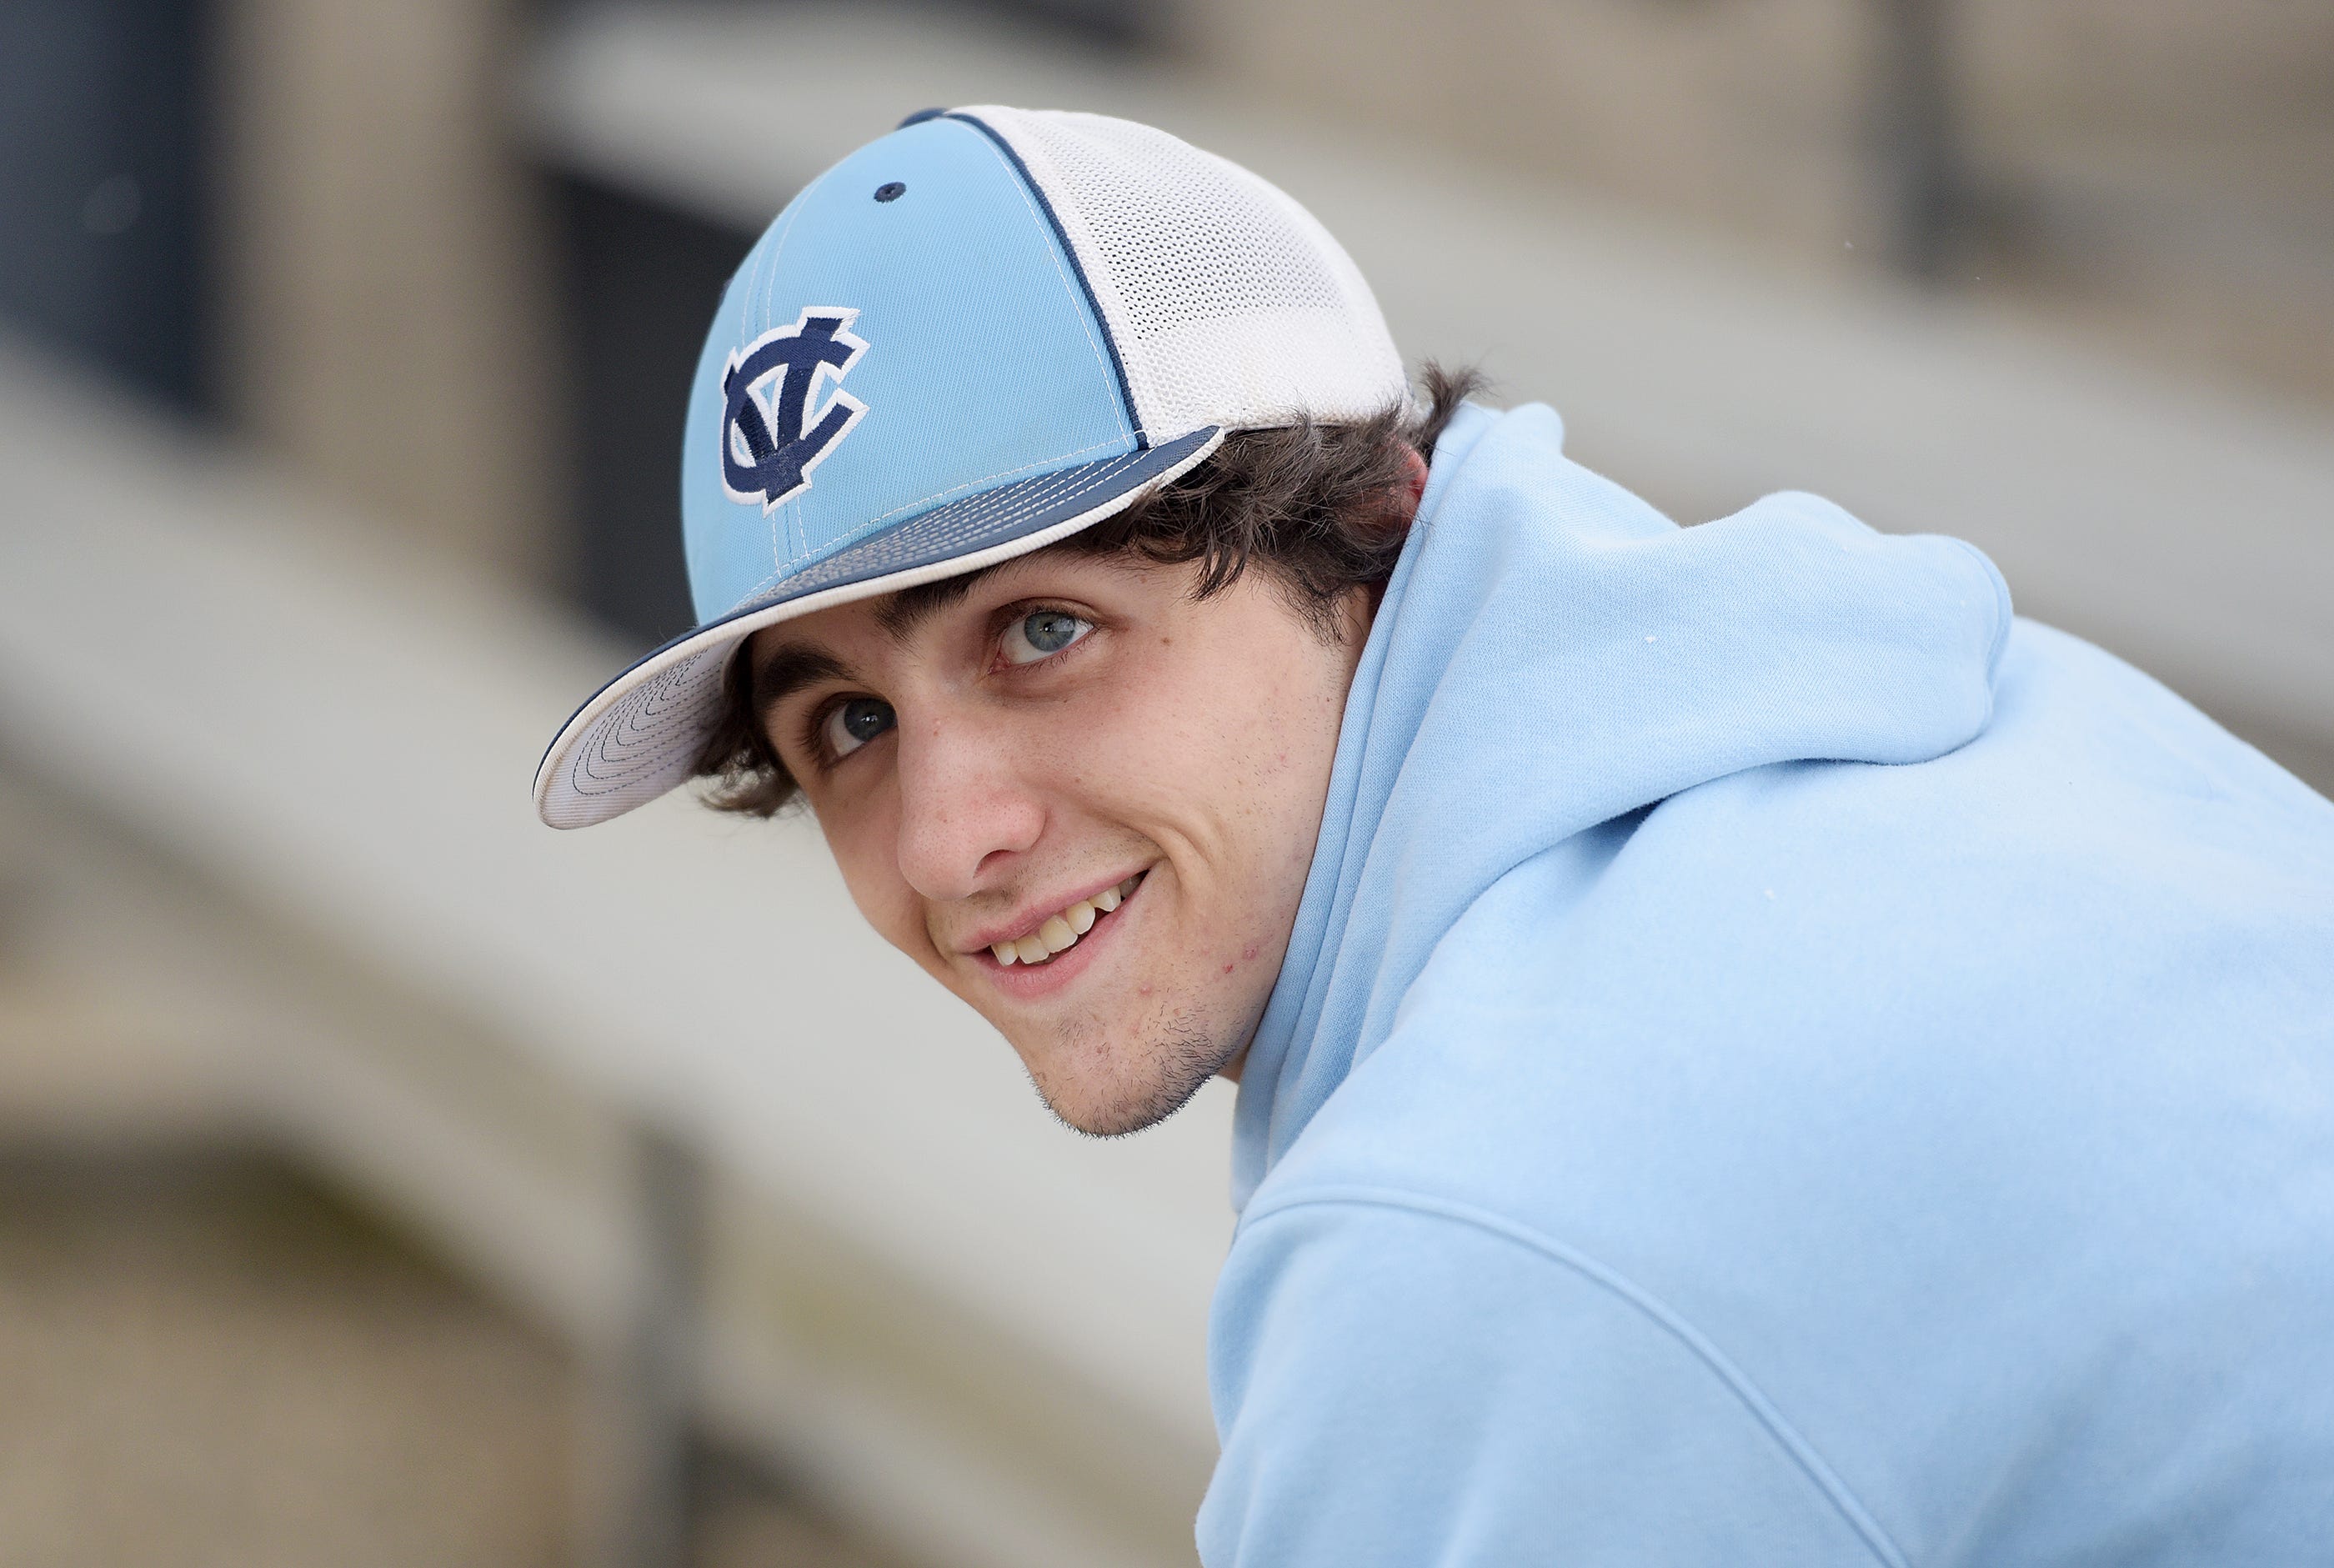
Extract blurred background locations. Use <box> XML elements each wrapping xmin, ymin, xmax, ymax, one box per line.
<box><xmin>1</xmin><ymin>2</ymin><xmax>2329</xmax><ymax>1565</ymax></box>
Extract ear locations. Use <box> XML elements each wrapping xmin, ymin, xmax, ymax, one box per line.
<box><xmin>1400</xmin><ymin>443</ymin><xmax>1429</xmax><ymax>509</ymax></box>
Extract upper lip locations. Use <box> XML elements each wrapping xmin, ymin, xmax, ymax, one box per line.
<box><xmin>955</xmin><ymin>868</ymin><xmax>1146</xmax><ymax>954</ymax></box>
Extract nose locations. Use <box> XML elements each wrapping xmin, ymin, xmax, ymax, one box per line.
<box><xmin>891</xmin><ymin>708</ymin><xmax>1045</xmax><ymax>903</ymax></box>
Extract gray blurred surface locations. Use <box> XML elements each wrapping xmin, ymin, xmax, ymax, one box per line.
<box><xmin>0</xmin><ymin>1152</ymin><xmax>896</xmax><ymax>1568</ymax></box>
<box><xmin>0</xmin><ymin>1155</ymin><xmax>576</xmax><ymax>1568</ymax></box>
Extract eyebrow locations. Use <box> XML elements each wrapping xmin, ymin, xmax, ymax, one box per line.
<box><xmin>748</xmin><ymin>642</ymin><xmax>853</xmax><ymax>719</ymax></box>
<box><xmin>874</xmin><ymin>561</ymin><xmax>1006</xmax><ymax>643</ymax></box>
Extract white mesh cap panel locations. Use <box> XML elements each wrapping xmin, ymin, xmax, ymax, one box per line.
<box><xmin>962</xmin><ymin>108</ymin><xmax>1406</xmax><ymax>439</ymax></box>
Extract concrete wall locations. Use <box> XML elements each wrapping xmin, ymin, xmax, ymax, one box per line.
<box><xmin>218</xmin><ymin>0</ymin><xmax>557</xmax><ymax>580</ymax></box>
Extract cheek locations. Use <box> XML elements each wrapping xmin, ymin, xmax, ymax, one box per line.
<box><xmin>1095</xmin><ymin>613</ymin><xmax>1353</xmax><ymax>879</ymax></box>
<box><xmin>819</xmin><ymin>791</ymin><xmax>932</xmax><ymax>963</ymax></box>
<box><xmin>1082</xmin><ymin>634</ymin><xmax>1291</xmax><ymax>788</ymax></box>
<box><xmin>1187</xmin><ymin>633</ymin><xmax>1345</xmax><ymax>803</ymax></box>
<box><xmin>1208</xmin><ymin>634</ymin><xmax>1356</xmax><ymax>907</ymax></box>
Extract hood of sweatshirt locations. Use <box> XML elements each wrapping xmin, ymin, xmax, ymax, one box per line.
<box><xmin>1229</xmin><ymin>401</ymin><xmax>2011</xmax><ymax>1208</ymax></box>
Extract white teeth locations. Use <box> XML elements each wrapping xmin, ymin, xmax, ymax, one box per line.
<box><xmin>990</xmin><ymin>874</ymin><xmax>1143</xmax><ymax>967</ymax></box>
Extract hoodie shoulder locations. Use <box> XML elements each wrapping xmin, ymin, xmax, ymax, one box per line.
<box><xmin>1233</xmin><ymin>646</ymin><xmax>2334</xmax><ymax>1565</ymax></box>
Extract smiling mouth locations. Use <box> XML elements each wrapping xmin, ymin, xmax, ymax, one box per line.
<box><xmin>989</xmin><ymin>873</ymin><xmax>1146</xmax><ymax>967</ymax></box>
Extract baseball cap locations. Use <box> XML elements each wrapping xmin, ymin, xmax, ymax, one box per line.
<box><xmin>534</xmin><ymin>106</ymin><xmax>1405</xmax><ymax>829</ymax></box>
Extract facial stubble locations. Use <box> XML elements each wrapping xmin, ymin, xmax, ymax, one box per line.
<box><xmin>1026</xmin><ymin>997</ymin><xmax>1243</xmax><ymax>1139</ymax></box>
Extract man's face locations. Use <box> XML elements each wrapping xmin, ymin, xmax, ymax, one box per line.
<box><xmin>748</xmin><ymin>550</ymin><xmax>1369</xmax><ymax>1135</ymax></box>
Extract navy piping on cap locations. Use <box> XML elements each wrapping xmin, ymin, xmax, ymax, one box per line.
<box><xmin>942</xmin><ymin>110</ymin><xmax>1145</xmax><ymax>449</ymax></box>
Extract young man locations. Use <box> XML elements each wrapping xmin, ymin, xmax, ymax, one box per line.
<box><xmin>538</xmin><ymin>108</ymin><xmax>2334</xmax><ymax>1563</ymax></box>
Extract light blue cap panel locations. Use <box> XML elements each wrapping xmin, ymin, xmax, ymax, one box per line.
<box><xmin>680</xmin><ymin>117</ymin><xmax>1136</xmax><ymax>624</ymax></box>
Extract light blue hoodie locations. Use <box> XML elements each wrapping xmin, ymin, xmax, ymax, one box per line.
<box><xmin>1200</xmin><ymin>403</ymin><xmax>2334</xmax><ymax>1565</ymax></box>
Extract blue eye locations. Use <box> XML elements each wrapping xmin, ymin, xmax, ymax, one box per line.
<box><xmin>1001</xmin><ymin>609</ymin><xmax>1092</xmax><ymax>665</ymax></box>
<box><xmin>822</xmin><ymin>696</ymin><xmax>894</xmax><ymax>759</ymax></box>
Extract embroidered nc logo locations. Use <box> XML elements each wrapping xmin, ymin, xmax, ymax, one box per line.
<box><xmin>719</xmin><ymin>307</ymin><xmax>870</xmax><ymax>511</ymax></box>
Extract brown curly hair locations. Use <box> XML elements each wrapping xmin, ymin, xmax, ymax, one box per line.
<box><xmin>693</xmin><ymin>362</ymin><xmax>1487</xmax><ymax>816</ymax></box>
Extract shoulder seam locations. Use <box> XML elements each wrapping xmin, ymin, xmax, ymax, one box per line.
<box><xmin>1240</xmin><ymin>1185</ymin><xmax>1911</xmax><ymax>1568</ymax></box>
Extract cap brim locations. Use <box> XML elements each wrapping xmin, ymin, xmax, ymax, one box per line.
<box><xmin>534</xmin><ymin>427</ymin><xmax>1223</xmax><ymax>828</ymax></box>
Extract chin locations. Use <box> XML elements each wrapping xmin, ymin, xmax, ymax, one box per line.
<box><xmin>1021</xmin><ymin>1010</ymin><xmax>1234</xmax><ymax>1139</ymax></box>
